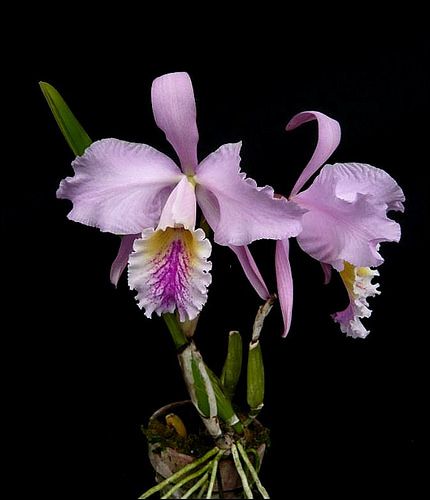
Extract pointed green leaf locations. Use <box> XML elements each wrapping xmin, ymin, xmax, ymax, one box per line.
<box><xmin>39</xmin><ymin>81</ymin><xmax>92</xmax><ymax>156</ymax></box>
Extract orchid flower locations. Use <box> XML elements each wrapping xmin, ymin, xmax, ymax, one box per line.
<box><xmin>57</xmin><ymin>72</ymin><xmax>304</xmax><ymax>322</ymax></box>
<box><xmin>276</xmin><ymin>111</ymin><xmax>405</xmax><ymax>338</ymax></box>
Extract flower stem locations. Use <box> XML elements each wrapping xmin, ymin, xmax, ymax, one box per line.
<box><xmin>163</xmin><ymin>313</ymin><xmax>189</xmax><ymax>350</ymax></box>
<box><xmin>138</xmin><ymin>447</ymin><xmax>219</xmax><ymax>499</ymax></box>
<box><xmin>231</xmin><ymin>444</ymin><xmax>254</xmax><ymax>499</ymax></box>
<box><xmin>236</xmin><ymin>442</ymin><xmax>270</xmax><ymax>499</ymax></box>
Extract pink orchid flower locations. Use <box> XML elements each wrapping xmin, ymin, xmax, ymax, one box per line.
<box><xmin>276</xmin><ymin>111</ymin><xmax>405</xmax><ymax>338</ymax></box>
<box><xmin>57</xmin><ymin>72</ymin><xmax>303</xmax><ymax>322</ymax></box>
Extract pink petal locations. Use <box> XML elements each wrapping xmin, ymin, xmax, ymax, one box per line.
<box><xmin>151</xmin><ymin>72</ymin><xmax>199</xmax><ymax>174</ymax></box>
<box><xmin>320</xmin><ymin>262</ymin><xmax>332</xmax><ymax>284</ymax></box>
<box><xmin>229</xmin><ymin>245</ymin><xmax>270</xmax><ymax>299</ymax></box>
<box><xmin>295</xmin><ymin>163</ymin><xmax>402</xmax><ymax>270</ymax></box>
<box><xmin>128</xmin><ymin>227</ymin><xmax>212</xmax><ymax>321</ymax></box>
<box><xmin>287</xmin><ymin>111</ymin><xmax>341</xmax><ymax>197</ymax></box>
<box><xmin>157</xmin><ymin>176</ymin><xmax>197</xmax><ymax>231</ymax></box>
<box><xmin>196</xmin><ymin>142</ymin><xmax>305</xmax><ymax>246</ymax></box>
<box><xmin>331</xmin><ymin>162</ymin><xmax>405</xmax><ymax>212</ymax></box>
<box><xmin>275</xmin><ymin>239</ymin><xmax>294</xmax><ymax>337</ymax></box>
<box><xmin>57</xmin><ymin>139</ymin><xmax>182</xmax><ymax>234</ymax></box>
<box><xmin>110</xmin><ymin>234</ymin><xmax>139</xmax><ymax>286</ymax></box>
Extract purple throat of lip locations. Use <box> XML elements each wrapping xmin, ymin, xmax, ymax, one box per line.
<box><xmin>152</xmin><ymin>236</ymin><xmax>190</xmax><ymax>307</ymax></box>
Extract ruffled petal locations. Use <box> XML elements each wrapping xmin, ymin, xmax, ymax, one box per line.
<box><xmin>332</xmin><ymin>261</ymin><xmax>380</xmax><ymax>338</ymax></box>
<box><xmin>110</xmin><ymin>234</ymin><xmax>139</xmax><ymax>286</ymax></box>
<box><xmin>287</xmin><ymin>111</ymin><xmax>341</xmax><ymax>197</ymax></box>
<box><xmin>151</xmin><ymin>72</ymin><xmax>199</xmax><ymax>174</ymax></box>
<box><xmin>229</xmin><ymin>245</ymin><xmax>270</xmax><ymax>299</ymax></box>
<box><xmin>196</xmin><ymin>142</ymin><xmax>305</xmax><ymax>246</ymax></box>
<box><xmin>329</xmin><ymin>162</ymin><xmax>405</xmax><ymax>212</ymax></box>
<box><xmin>295</xmin><ymin>163</ymin><xmax>402</xmax><ymax>270</ymax></box>
<box><xmin>57</xmin><ymin>139</ymin><xmax>182</xmax><ymax>234</ymax></box>
<box><xmin>157</xmin><ymin>176</ymin><xmax>197</xmax><ymax>231</ymax></box>
<box><xmin>128</xmin><ymin>227</ymin><xmax>212</xmax><ymax>322</ymax></box>
<box><xmin>275</xmin><ymin>239</ymin><xmax>294</xmax><ymax>337</ymax></box>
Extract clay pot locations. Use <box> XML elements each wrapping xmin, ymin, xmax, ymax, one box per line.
<box><xmin>147</xmin><ymin>400</ymin><xmax>266</xmax><ymax>499</ymax></box>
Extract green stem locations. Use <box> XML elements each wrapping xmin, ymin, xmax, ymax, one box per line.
<box><xmin>206</xmin><ymin>453</ymin><xmax>222</xmax><ymax>498</ymax></box>
<box><xmin>164</xmin><ymin>314</ymin><xmax>242</xmax><ymax>436</ymax></box>
<box><xmin>236</xmin><ymin>442</ymin><xmax>270</xmax><ymax>499</ymax></box>
<box><xmin>163</xmin><ymin>313</ymin><xmax>188</xmax><ymax>350</ymax></box>
<box><xmin>161</xmin><ymin>460</ymin><xmax>213</xmax><ymax>499</ymax></box>
<box><xmin>138</xmin><ymin>447</ymin><xmax>219</xmax><ymax>499</ymax></box>
<box><xmin>231</xmin><ymin>444</ymin><xmax>253</xmax><ymax>499</ymax></box>
<box><xmin>178</xmin><ymin>344</ymin><xmax>222</xmax><ymax>439</ymax></box>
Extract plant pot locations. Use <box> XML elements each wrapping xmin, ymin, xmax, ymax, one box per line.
<box><xmin>145</xmin><ymin>400</ymin><xmax>267</xmax><ymax>499</ymax></box>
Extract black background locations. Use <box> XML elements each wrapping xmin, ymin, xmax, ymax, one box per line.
<box><xmin>5</xmin><ymin>17</ymin><xmax>427</xmax><ymax>499</ymax></box>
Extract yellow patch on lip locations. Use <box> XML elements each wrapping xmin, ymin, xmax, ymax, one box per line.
<box><xmin>146</xmin><ymin>227</ymin><xmax>202</xmax><ymax>266</ymax></box>
<box><xmin>339</xmin><ymin>261</ymin><xmax>377</xmax><ymax>298</ymax></box>
<box><xmin>145</xmin><ymin>227</ymin><xmax>197</xmax><ymax>261</ymax></box>
<box><xmin>339</xmin><ymin>261</ymin><xmax>356</xmax><ymax>294</ymax></box>
<box><xmin>356</xmin><ymin>267</ymin><xmax>375</xmax><ymax>277</ymax></box>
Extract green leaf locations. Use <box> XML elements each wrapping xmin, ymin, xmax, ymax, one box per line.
<box><xmin>39</xmin><ymin>81</ymin><xmax>92</xmax><ymax>156</ymax></box>
<box><xmin>220</xmin><ymin>331</ymin><xmax>243</xmax><ymax>400</ymax></box>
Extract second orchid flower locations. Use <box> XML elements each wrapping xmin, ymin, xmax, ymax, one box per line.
<box><xmin>275</xmin><ymin>111</ymin><xmax>405</xmax><ymax>338</ymax></box>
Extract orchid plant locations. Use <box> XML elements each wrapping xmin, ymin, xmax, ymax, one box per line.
<box><xmin>41</xmin><ymin>72</ymin><xmax>404</xmax><ymax>499</ymax></box>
